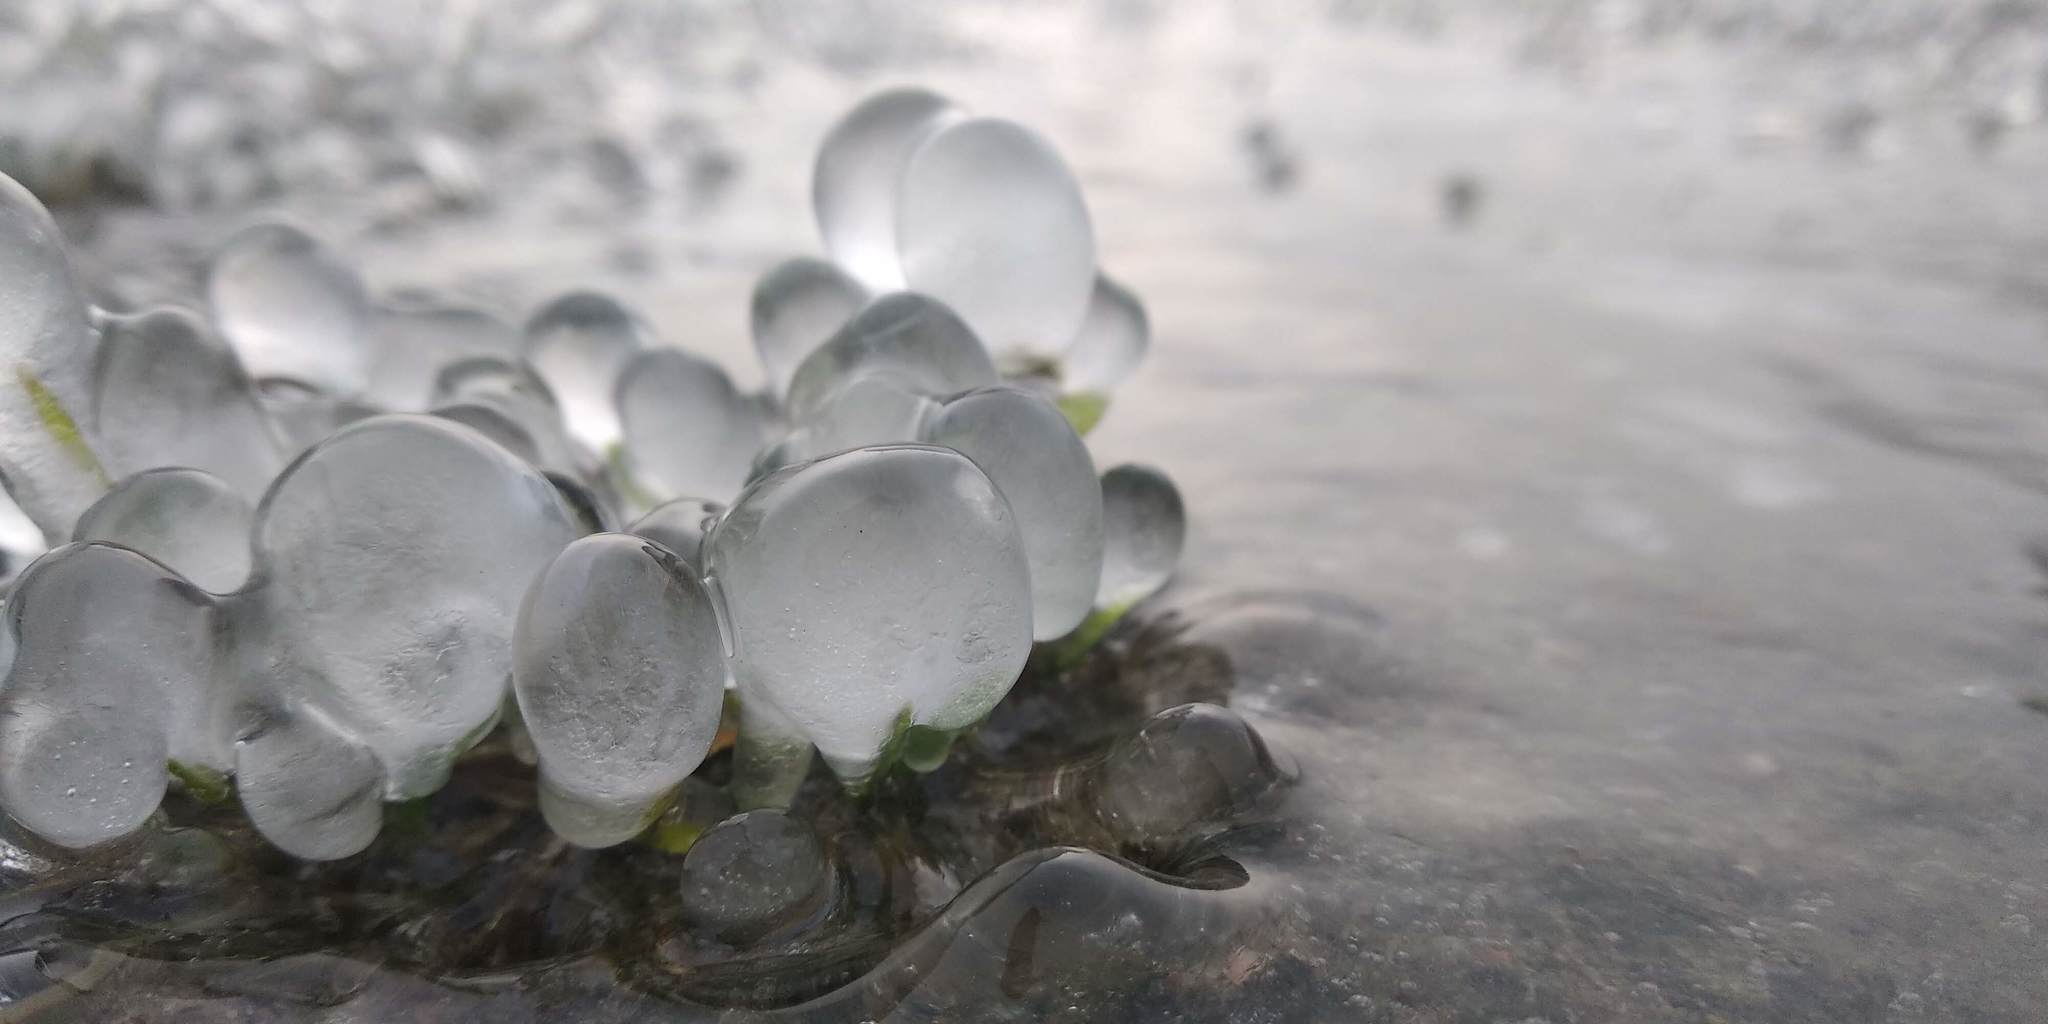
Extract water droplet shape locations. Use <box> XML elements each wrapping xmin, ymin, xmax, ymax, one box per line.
<box><xmin>514</xmin><ymin>534</ymin><xmax>727</xmax><ymax>847</ymax></box>
<box><xmin>432</xmin><ymin>357</ymin><xmax>587</xmax><ymax>476</ymax></box>
<box><xmin>365</xmin><ymin>300</ymin><xmax>519</xmax><ymax>411</ymax></box>
<box><xmin>74</xmin><ymin>468</ymin><xmax>254</xmax><ymax>593</ymax></box>
<box><xmin>1093</xmin><ymin>703</ymin><xmax>1284</xmax><ymax>847</ymax></box>
<box><xmin>776</xmin><ymin>372</ymin><xmax>937</xmax><ymax>466</ymax></box>
<box><xmin>206</xmin><ymin>224</ymin><xmax>372</xmax><ymax>393</ymax></box>
<box><xmin>679</xmin><ymin>810</ymin><xmax>830</xmax><ymax>944</ymax></box>
<box><xmin>1096</xmin><ymin>463</ymin><xmax>1186</xmax><ymax>608</ymax></box>
<box><xmin>234</xmin><ymin>701</ymin><xmax>383</xmax><ymax>860</ymax></box>
<box><xmin>250</xmin><ymin>415</ymin><xmax>579</xmax><ymax>798</ymax></box>
<box><xmin>0</xmin><ymin>543</ymin><xmax>221</xmax><ymax>847</ymax></box>
<box><xmin>523</xmin><ymin>292</ymin><xmax>652</xmax><ymax>454</ymax></box>
<box><xmin>615</xmin><ymin>348</ymin><xmax>764</xmax><ymax>503</ymax></box>
<box><xmin>783</xmin><ymin>293</ymin><xmax>996</xmax><ymax>423</ymax></box>
<box><xmin>924</xmin><ymin>386</ymin><xmax>1103</xmax><ymax>639</ymax></box>
<box><xmin>1060</xmin><ymin>273</ymin><xmax>1150</xmax><ymax>394</ymax></box>
<box><xmin>751</xmin><ymin>258</ymin><xmax>866</xmax><ymax>397</ymax></box>
<box><xmin>92</xmin><ymin>307</ymin><xmax>285</xmax><ymax>499</ymax></box>
<box><xmin>898</xmin><ymin>118</ymin><xmax>1097</xmax><ymax>361</ymax></box>
<box><xmin>706</xmin><ymin>445</ymin><xmax>1031</xmax><ymax>784</ymax></box>
<box><xmin>628</xmin><ymin>497</ymin><xmax>724</xmax><ymax>568</ymax></box>
<box><xmin>813</xmin><ymin>88</ymin><xmax>964</xmax><ymax>291</ymax></box>
<box><xmin>0</xmin><ymin>171</ymin><xmax>109</xmax><ymax>541</ymax></box>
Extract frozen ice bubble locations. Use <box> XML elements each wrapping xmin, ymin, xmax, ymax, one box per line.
<box><xmin>1060</xmin><ymin>273</ymin><xmax>1149</xmax><ymax>395</ymax></box>
<box><xmin>234</xmin><ymin>701</ymin><xmax>383</xmax><ymax>861</ymax></box>
<box><xmin>813</xmin><ymin>88</ymin><xmax>963</xmax><ymax>291</ymax></box>
<box><xmin>432</xmin><ymin>357</ymin><xmax>587</xmax><ymax>476</ymax></box>
<box><xmin>92</xmin><ymin>307</ymin><xmax>286</xmax><ymax>499</ymax></box>
<box><xmin>513</xmin><ymin>534</ymin><xmax>726</xmax><ymax>848</ymax></box>
<box><xmin>751</xmin><ymin>257</ymin><xmax>866</xmax><ymax>397</ymax></box>
<box><xmin>0</xmin><ymin>171</ymin><xmax>110</xmax><ymax>541</ymax></box>
<box><xmin>206</xmin><ymin>223</ymin><xmax>373</xmax><ymax>393</ymax></box>
<box><xmin>250</xmin><ymin>415</ymin><xmax>580</xmax><ymax>798</ymax></box>
<box><xmin>705</xmin><ymin>445</ymin><xmax>1032</xmax><ymax>785</ymax></box>
<box><xmin>0</xmin><ymin>543</ymin><xmax>222</xmax><ymax>847</ymax></box>
<box><xmin>365</xmin><ymin>300</ymin><xmax>519</xmax><ymax>411</ymax></box>
<box><xmin>73</xmin><ymin>468</ymin><xmax>254</xmax><ymax>593</ymax></box>
<box><xmin>1093</xmin><ymin>703</ymin><xmax>1283</xmax><ymax>847</ymax></box>
<box><xmin>898</xmin><ymin>118</ymin><xmax>1097</xmax><ymax>362</ymax></box>
<box><xmin>1095</xmin><ymin>463</ymin><xmax>1186</xmax><ymax>609</ymax></box>
<box><xmin>782</xmin><ymin>293</ymin><xmax>997</xmax><ymax>423</ymax></box>
<box><xmin>679</xmin><ymin>810</ymin><xmax>830</xmax><ymax>944</ymax></box>
<box><xmin>924</xmin><ymin>386</ymin><xmax>1103</xmax><ymax>640</ymax></box>
<box><xmin>628</xmin><ymin>498</ymin><xmax>724</xmax><ymax>568</ymax></box>
<box><xmin>615</xmin><ymin>348</ymin><xmax>764</xmax><ymax>503</ymax></box>
<box><xmin>523</xmin><ymin>291</ymin><xmax>653</xmax><ymax>453</ymax></box>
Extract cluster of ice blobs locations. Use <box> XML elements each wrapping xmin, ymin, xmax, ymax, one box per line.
<box><xmin>0</xmin><ymin>88</ymin><xmax>1183</xmax><ymax>861</ymax></box>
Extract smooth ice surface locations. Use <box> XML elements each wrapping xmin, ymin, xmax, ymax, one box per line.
<box><xmin>91</xmin><ymin>307</ymin><xmax>285</xmax><ymax>499</ymax></box>
<box><xmin>205</xmin><ymin>223</ymin><xmax>372</xmax><ymax>392</ymax></box>
<box><xmin>513</xmin><ymin>533</ymin><xmax>726</xmax><ymax>847</ymax></box>
<box><xmin>1094</xmin><ymin>463</ymin><xmax>1185</xmax><ymax>609</ymax></box>
<box><xmin>750</xmin><ymin>257</ymin><xmax>866</xmax><ymax>396</ymax></box>
<box><xmin>234</xmin><ymin>701</ymin><xmax>383</xmax><ymax>861</ymax></box>
<box><xmin>365</xmin><ymin>300</ymin><xmax>519</xmax><ymax>411</ymax></box>
<box><xmin>782</xmin><ymin>293</ymin><xmax>997</xmax><ymax>422</ymax></box>
<box><xmin>812</xmin><ymin>88</ymin><xmax>962</xmax><ymax>291</ymax></box>
<box><xmin>250</xmin><ymin>415</ymin><xmax>580</xmax><ymax>798</ymax></box>
<box><xmin>924</xmin><ymin>386</ymin><xmax>1103</xmax><ymax>639</ymax></box>
<box><xmin>431</xmin><ymin>401</ymin><xmax>541</xmax><ymax>464</ymax></box>
<box><xmin>628</xmin><ymin>497</ymin><xmax>723</xmax><ymax>568</ymax></box>
<box><xmin>678</xmin><ymin>810</ymin><xmax>829</xmax><ymax>944</ymax></box>
<box><xmin>74</xmin><ymin>468</ymin><xmax>254</xmax><ymax>593</ymax></box>
<box><xmin>0</xmin><ymin>171</ymin><xmax>108</xmax><ymax>541</ymax></box>
<box><xmin>254</xmin><ymin>378</ymin><xmax>379</xmax><ymax>459</ymax></box>
<box><xmin>705</xmin><ymin>445</ymin><xmax>1032</xmax><ymax>783</ymax></box>
<box><xmin>1093</xmin><ymin>703</ymin><xmax>1283</xmax><ymax>847</ymax></box>
<box><xmin>778</xmin><ymin>371</ymin><xmax>936</xmax><ymax>464</ymax></box>
<box><xmin>522</xmin><ymin>291</ymin><xmax>652</xmax><ymax>453</ymax></box>
<box><xmin>0</xmin><ymin>543</ymin><xmax>219</xmax><ymax>847</ymax></box>
<box><xmin>898</xmin><ymin>118</ymin><xmax>1097</xmax><ymax>361</ymax></box>
<box><xmin>431</xmin><ymin>357</ymin><xmax>586</xmax><ymax>475</ymax></box>
<box><xmin>1060</xmin><ymin>273</ymin><xmax>1149</xmax><ymax>395</ymax></box>
<box><xmin>614</xmin><ymin>348</ymin><xmax>763</xmax><ymax>503</ymax></box>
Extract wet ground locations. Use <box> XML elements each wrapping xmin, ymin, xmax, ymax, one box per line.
<box><xmin>5</xmin><ymin>1</ymin><xmax>2048</xmax><ymax>1020</ymax></box>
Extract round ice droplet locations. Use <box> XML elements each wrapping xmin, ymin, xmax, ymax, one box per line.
<box><xmin>234</xmin><ymin>702</ymin><xmax>385</xmax><ymax>861</ymax></box>
<box><xmin>0</xmin><ymin>543</ymin><xmax>222</xmax><ymax>847</ymax></box>
<box><xmin>615</xmin><ymin>348</ymin><xmax>764</xmax><ymax>503</ymax></box>
<box><xmin>679</xmin><ymin>810</ymin><xmax>831</xmax><ymax>944</ymax></box>
<box><xmin>205</xmin><ymin>223</ymin><xmax>373</xmax><ymax>393</ymax></box>
<box><xmin>1095</xmin><ymin>464</ymin><xmax>1186</xmax><ymax>609</ymax></box>
<box><xmin>250</xmin><ymin>415</ymin><xmax>580</xmax><ymax>798</ymax></box>
<box><xmin>431</xmin><ymin>357</ymin><xmax>588</xmax><ymax>476</ymax></box>
<box><xmin>1093</xmin><ymin>703</ymin><xmax>1283</xmax><ymax>848</ymax></box>
<box><xmin>365</xmin><ymin>300</ymin><xmax>519</xmax><ymax>411</ymax></box>
<box><xmin>924</xmin><ymin>387</ymin><xmax>1102</xmax><ymax>640</ymax></box>
<box><xmin>523</xmin><ymin>291</ymin><xmax>653</xmax><ymax>453</ymax></box>
<box><xmin>777</xmin><ymin>372</ymin><xmax>937</xmax><ymax>465</ymax></box>
<box><xmin>813</xmin><ymin>88</ymin><xmax>964</xmax><ymax>291</ymax></box>
<box><xmin>92</xmin><ymin>307</ymin><xmax>286</xmax><ymax>500</ymax></box>
<box><xmin>514</xmin><ymin>534</ymin><xmax>726</xmax><ymax>847</ymax></box>
<box><xmin>0</xmin><ymin>171</ymin><xmax>110</xmax><ymax>541</ymax></box>
<box><xmin>751</xmin><ymin>258</ymin><xmax>866</xmax><ymax>397</ymax></box>
<box><xmin>783</xmin><ymin>293</ymin><xmax>997</xmax><ymax>423</ymax></box>
<box><xmin>705</xmin><ymin>445</ymin><xmax>1032</xmax><ymax>784</ymax></box>
<box><xmin>74</xmin><ymin>468</ymin><xmax>254</xmax><ymax>593</ymax></box>
<box><xmin>628</xmin><ymin>498</ymin><xmax>724</xmax><ymax>569</ymax></box>
<box><xmin>898</xmin><ymin>118</ymin><xmax>1096</xmax><ymax>362</ymax></box>
<box><xmin>1060</xmin><ymin>273</ymin><xmax>1149</xmax><ymax>395</ymax></box>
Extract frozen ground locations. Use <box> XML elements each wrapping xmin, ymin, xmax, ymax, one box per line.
<box><xmin>4</xmin><ymin>1</ymin><xmax>2048</xmax><ymax>1020</ymax></box>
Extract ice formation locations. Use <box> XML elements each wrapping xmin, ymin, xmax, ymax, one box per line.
<box><xmin>0</xmin><ymin>87</ymin><xmax>1184</xmax><ymax>860</ymax></box>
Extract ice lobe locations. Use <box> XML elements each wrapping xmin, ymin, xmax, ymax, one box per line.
<box><xmin>813</xmin><ymin>88</ymin><xmax>963</xmax><ymax>291</ymax></box>
<box><xmin>706</xmin><ymin>445</ymin><xmax>1032</xmax><ymax>787</ymax></box>
<box><xmin>1095</xmin><ymin>463</ymin><xmax>1186</xmax><ymax>609</ymax></box>
<box><xmin>628</xmin><ymin>497</ymin><xmax>724</xmax><ymax>568</ymax></box>
<box><xmin>513</xmin><ymin>534</ymin><xmax>726</xmax><ymax>847</ymax></box>
<box><xmin>206</xmin><ymin>223</ymin><xmax>372</xmax><ymax>393</ymax></box>
<box><xmin>365</xmin><ymin>299</ymin><xmax>519</xmax><ymax>411</ymax></box>
<box><xmin>898</xmin><ymin>118</ymin><xmax>1097</xmax><ymax>362</ymax></box>
<box><xmin>248</xmin><ymin>415</ymin><xmax>580</xmax><ymax>798</ymax></box>
<box><xmin>782</xmin><ymin>293</ymin><xmax>996</xmax><ymax>423</ymax></box>
<box><xmin>91</xmin><ymin>306</ymin><xmax>285</xmax><ymax>499</ymax></box>
<box><xmin>234</xmin><ymin>700</ymin><xmax>384</xmax><ymax>861</ymax></box>
<box><xmin>751</xmin><ymin>257</ymin><xmax>866</xmax><ymax>397</ymax></box>
<box><xmin>523</xmin><ymin>291</ymin><xmax>652</xmax><ymax>454</ymax></box>
<box><xmin>1060</xmin><ymin>273</ymin><xmax>1150</xmax><ymax>395</ymax></box>
<box><xmin>923</xmin><ymin>386</ymin><xmax>1103</xmax><ymax>640</ymax></box>
<box><xmin>615</xmin><ymin>348</ymin><xmax>764</xmax><ymax>503</ymax></box>
<box><xmin>74</xmin><ymin>468</ymin><xmax>254</xmax><ymax>593</ymax></box>
<box><xmin>0</xmin><ymin>171</ymin><xmax>109</xmax><ymax>541</ymax></box>
<box><xmin>679</xmin><ymin>810</ymin><xmax>831</xmax><ymax>944</ymax></box>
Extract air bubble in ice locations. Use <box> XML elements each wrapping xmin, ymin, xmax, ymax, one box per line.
<box><xmin>1096</xmin><ymin>463</ymin><xmax>1186</xmax><ymax>609</ymax></box>
<box><xmin>73</xmin><ymin>468</ymin><xmax>254</xmax><ymax>593</ymax></box>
